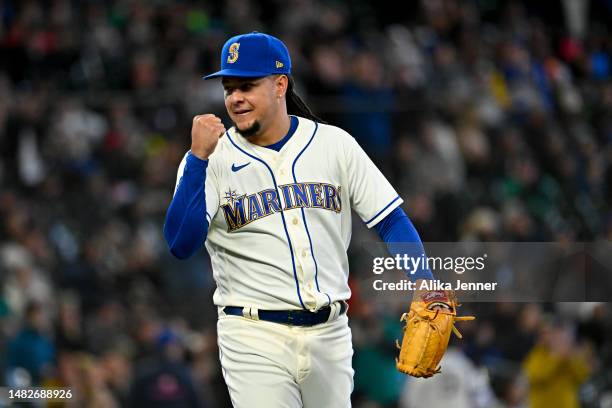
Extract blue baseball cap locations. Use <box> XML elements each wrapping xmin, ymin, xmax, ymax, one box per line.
<box><xmin>203</xmin><ymin>32</ymin><xmax>292</xmax><ymax>80</ymax></box>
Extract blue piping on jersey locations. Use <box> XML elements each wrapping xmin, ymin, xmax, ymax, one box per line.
<box><xmin>365</xmin><ymin>195</ymin><xmax>401</xmax><ymax>225</ymax></box>
<box><xmin>291</xmin><ymin>121</ymin><xmax>331</xmax><ymax>306</ymax></box>
<box><xmin>226</xmin><ymin>131</ymin><xmax>306</xmax><ymax>310</ymax></box>
<box><xmin>263</xmin><ymin>115</ymin><xmax>298</xmax><ymax>152</ymax></box>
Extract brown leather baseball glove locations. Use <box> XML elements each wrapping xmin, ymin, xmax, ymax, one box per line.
<box><xmin>396</xmin><ymin>289</ymin><xmax>475</xmax><ymax>378</ymax></box>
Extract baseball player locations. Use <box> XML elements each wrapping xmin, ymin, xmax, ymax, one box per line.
<box><xmin>164</xmin><ymin>32</ymin><xmax>470</xmax><ymax>407</ymax></box>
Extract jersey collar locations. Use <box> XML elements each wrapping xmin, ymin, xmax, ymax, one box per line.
<box><xmin>230</xmin><ymin>116</ymin><xmax>316</xmax><ymax>166</ymax></box>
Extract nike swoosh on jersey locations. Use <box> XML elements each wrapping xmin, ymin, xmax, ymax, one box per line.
<box><xmin>231</xmin><ymin>162</ymin><xmax>251</xmax><ymax>172</ymax></box>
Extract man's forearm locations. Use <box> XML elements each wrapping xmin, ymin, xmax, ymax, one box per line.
<box><xmin>375</xmin><ymin>207</ymin><xmax>434</xmax><ymax>281</ymax></box>
<box><xmin>163</xmin><ymin>152</ymin><xmax>209</xmax><ymax>259</ymax></box>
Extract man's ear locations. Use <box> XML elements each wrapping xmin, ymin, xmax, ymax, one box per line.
<box><xmin>275</xmin><ymin>75</ymin><xmax>289</xmax><ymax>99</ymax></box>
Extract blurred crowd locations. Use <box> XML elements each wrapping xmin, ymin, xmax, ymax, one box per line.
<box><xmin>0</xmin><ymin>0</ymin><xmax>611</xmax><ymax>407</ymax></box>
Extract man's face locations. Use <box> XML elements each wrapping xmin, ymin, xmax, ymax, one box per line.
<box><xmin>222</xmin><ymin>76</ymin><xmax>282</xmax><ymax>137</ymax></box>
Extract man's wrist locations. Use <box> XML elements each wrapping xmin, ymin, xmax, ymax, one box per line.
<box><xmin>187</xmin><ymin>151</ymin><xmax>209</xmax><ymax>168</ymax></box>
<box><xmin>412</xmin><ymin>279</ymin><xmax>452</xmax><ymax>310</ymax></box>
<box><xmin>190</xmin><ymin>150</ymin><xmax>210</xmax><ymax>161</ymax></box>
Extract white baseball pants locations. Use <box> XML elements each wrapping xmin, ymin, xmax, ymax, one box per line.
<box><xmin>217</xmin><ymin>312</ymin><xmax>354</xmax><ymax>407</ymax></box>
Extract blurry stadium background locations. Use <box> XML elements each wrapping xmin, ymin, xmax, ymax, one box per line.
<box><xmin>1</xmin><ymin>0</ymin><xmax>611</xmax><ymax>407</ymax></box>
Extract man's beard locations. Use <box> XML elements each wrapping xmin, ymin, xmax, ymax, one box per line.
<box><xmin>235</xmin><ymin>120</ymin><xmax>261</xmax><ymax>138</ymax></box>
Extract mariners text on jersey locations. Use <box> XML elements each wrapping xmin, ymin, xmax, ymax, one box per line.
<box><xmin>221</xmin><ymin>182</ymin><xmax>342</xmax><ymax>232</ymax></box>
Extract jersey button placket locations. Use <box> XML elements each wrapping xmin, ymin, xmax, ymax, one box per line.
<box><xmin>280</xmin><ymin>163</ymin><xmax>316</xmax><ymax>305</ymax></box>
<box><xmin>298</xmin><ymin>247</ymin><xmax>316</xmax><ymax>299</ymax></box>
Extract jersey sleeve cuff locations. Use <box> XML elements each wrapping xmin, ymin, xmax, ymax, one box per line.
<box><xmin>186</xmin><ymin>150</ymin><xmax>209</xmax><ymax>169</ymax></box>
<box><xmin>365</xmin><ymin>196</ymin><xmax>404</xmax><ymax>229</ymax></box>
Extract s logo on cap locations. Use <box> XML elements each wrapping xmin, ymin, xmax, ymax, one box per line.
<box><xmin>203</xmin><ymin>32</ymin><xmax>291</xmax><ymax>80</ymax></box>
<box><xmin>227</xmin><ymin>43</ymin><xmax>240</xmax><ymax>64</ymax></box>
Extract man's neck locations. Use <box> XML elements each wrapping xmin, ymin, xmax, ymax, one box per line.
<box><xmin>248</xmin><ymin>114</ymin><xmax>291</xmax><ymax>147</ymax></box>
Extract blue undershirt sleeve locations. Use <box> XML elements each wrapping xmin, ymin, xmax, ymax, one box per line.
<box><xmin>163</xmin><ymin>152</ymin><xmax>209</xmax><ymax>259</ymax></box>
<box><xmin>374</xmin><ymin>206</ymin><xmax>434</xmax><ymax>281</ymax></box>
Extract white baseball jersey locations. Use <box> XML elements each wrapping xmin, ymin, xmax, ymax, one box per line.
<box><xmin>175</xmin><ymin>116</ymin><xmax>403</xmax><ymax>311</ymax></box>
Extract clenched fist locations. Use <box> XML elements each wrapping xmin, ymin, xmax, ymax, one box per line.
<box><xmin>191</xmin><ymin>114</ymin><xmax>226</xmax><ymax>160</ymax></box>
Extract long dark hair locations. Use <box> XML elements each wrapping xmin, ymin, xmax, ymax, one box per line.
<box><xmin>285</xmin><ymin>75</ymin><xmax>327</xmax><ymax>124</ymax></box>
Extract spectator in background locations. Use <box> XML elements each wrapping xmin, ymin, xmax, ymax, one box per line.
<box><xmin>400</xmin><ymin>347</ymin><xmax>496</xmax><ymax>408</ymax></box>
<box><xmin>69</xmin><ymin>353</ymin><xmax>120</xmax><ymax>408</ymax></box>
<box><xmin>351</xmin><ymin>302</ymin><xmax>406</xmax><ymax>407</ymax></box>
<box><xmin>523</xmin><ymin>318</ymin><xmax>592</xmax><ymax>408</ymax></box>
<box><xmin>342</xmin><ymin>51</ymin><xmax>394</xmax><ymax>164</ymax></box>
<box><xmin>1</xmin><ymin>243</ymin><xmax>54</xmax><ymax>319</ymax></box>
<box><xmin>6</xmin><ymin>301</ymin><xmax>55</xmax><ymax>385</ymax></box>
<box><xmin>99</xmin><ymin>348</ymin><xmax>134</xmax><ymax>406</ymax></box>
<box><xmin>54</xmin><ymin>292</ymin><xmax>85</xmax><ymax>352</ymax></box>
<box><xmin>129</xmin><ymin>328</ymin><xmax>203</xmax><ymax>408</ymax></box>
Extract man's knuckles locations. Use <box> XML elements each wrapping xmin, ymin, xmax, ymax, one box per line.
<box><xmin>193</xmin><ymin>114</ymin><xmax>221</xmax><ymax>125</ymax></box>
